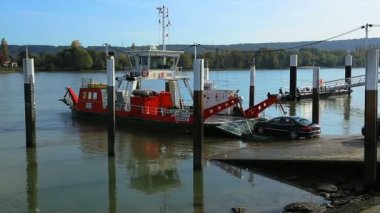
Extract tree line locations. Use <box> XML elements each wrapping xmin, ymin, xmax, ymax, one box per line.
<box><xmin>1</xmin><ymin>38</ymin><xmax>370</xmax><ymax>72</ymax></box>
<box><xmin>178</xmin><ymin>47</ymin><xmax>368</xmax><ymax>70</ymax></box>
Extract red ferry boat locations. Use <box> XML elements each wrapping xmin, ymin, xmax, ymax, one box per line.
<box><xmin>60</xmin><ymin>47</ymin><xmax>279</xmax><ymax>133</ymax></box>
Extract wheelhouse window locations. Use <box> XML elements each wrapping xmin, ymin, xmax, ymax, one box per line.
<box><xmin>150</xmin><ymin>56</ymin><xmax>176</xmax><ymax>69</ymax></box>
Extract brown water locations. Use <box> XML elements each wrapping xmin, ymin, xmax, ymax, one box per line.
<box><xmin>1</xmin><ymin>68</ymin><xmax>367</xmax><ymax>212</ymax></box>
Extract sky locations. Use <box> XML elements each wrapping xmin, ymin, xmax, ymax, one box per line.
<box><xmin>1</xmin><ymin>0</ymin><xmax>380</xmax><ymax>47</ymax></box>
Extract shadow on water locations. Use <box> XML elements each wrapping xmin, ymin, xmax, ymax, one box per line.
<box><xmin>26</xmin><ymin>148</ymin><xmax>38</xmax><ymax>213</ymax></box>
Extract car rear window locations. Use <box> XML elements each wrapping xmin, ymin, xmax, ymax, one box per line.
<box><xmin>294</xmin><ymin>118</ymin><xmax>312</xmax><ymax>125</ymax></box>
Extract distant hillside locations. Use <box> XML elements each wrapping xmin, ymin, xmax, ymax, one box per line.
<box><xmin>8</xmin><ymin>37</ymin><xmax>380</xmax><ymax>56</ymax></box>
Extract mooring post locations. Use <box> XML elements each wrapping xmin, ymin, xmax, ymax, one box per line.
<box><xmin>23</xmin><ymin>57</ymin><xmax>36</xmax><ymax>148</ymax></box>
<box><xmin>193</xmin><ymin>170</ymin><xmax>204</xmax><ymax>213</ymax></box>
<box><xmin>107</xmin><ymin>55</ymin><xmax>115</xmax><ymax>157</ymax></box>
<box><xmin>193</xmin><ymin>59</ymin><xmax>204</xmax><ymax>171</ymax></box>
<box><xmin>345</xmin><ymin>54</ymin><xmax>352</xmax><ymax>90</ymax></box>
<box><xmin>204</xmin><ymin>61</ymin><xmax>209</xmax><ymax>83</ymax></box>
<box><xmin>108</xmin><ymin>157</ymin><xmax>117</xmax><ymax>213</ymax></box>
<box><xmin>364</xmin><ymin>49</ymin><xmax>378</xmax><ymax>188</ymax></box>
<box><xmin>26</xmin><ymin>148</ymin><xmax>38</xmax><ymax>211</ymax></box>
<box><xmin>289</xmin><ymin>54</ymin><xmax>298</xmax><ymax>101</ymax></box>
<box><xmin>312</xmin><ymin>67</ymin><xmax>320</xmax><ymax>124</ymax></box>
<box><xmin>249</xmin><ymin>58</ymin><xmax>256</xmax><ymax>107</ymax></box>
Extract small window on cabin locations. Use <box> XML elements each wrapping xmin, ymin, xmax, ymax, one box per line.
<box><xmin>82</xmin><ymin>91</ymin><xmax>87</xmax><ymax>99</ymax></box>
<box><xmin>93</xmin><ymin>92</ymin><xmax>97</xmax><ymax>100</ymax></box>
<box><xmin>137</xmin><ymin>56</ymin><xmax>148</xmax><ymax>66</ymax></box>
<box><xmin>166</xmin><ymin>57</ymin><xmax>176</xmax><ymax>69</ymax></box>
<box><xmin>150</xmin><ymin>56</ymin><xmax>165</xmax><ymax>69</ymax></box>
<box><xmin>88</xmin><ymin>92</ymin><xmax>92</xmax><ymax>100</ymax></box>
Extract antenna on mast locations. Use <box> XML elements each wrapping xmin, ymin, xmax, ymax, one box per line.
<box><xmin>156</xmin><ymin>5</ymin><xmax>170</xmax><ymax>51</ymax></box>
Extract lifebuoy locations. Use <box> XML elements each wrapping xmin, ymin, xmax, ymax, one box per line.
<box><xmin>319</xmin><ymin>79</ymin><xmax>324</xmax><ymax>86</ymax></box>
<box><xmin>142</xmin><ymin>69</ymin><xmax>149</xmax><ymax>77</ymax></box>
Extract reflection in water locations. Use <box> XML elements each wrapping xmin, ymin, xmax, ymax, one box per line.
<box><xmin>288</xmin><ymin>101</ymin><xmax>297</xmax><ymax>116</ymax></box>
<box><xmin>343</xmin><ymin>95</ymin><xmax>351</xmax><ymax>121</ymax></box>
<box><xmin>212</xmin><ymin>161</ymin><xmax>243</xmax><ymax>179</ymax></box>
<box><xmin>108</xmin><ymin>157</ymin><xmax>117</xmax><ymax>213</ymax></box>
<box><xmin>193</xmin><ymin>170</ymin><xmax>204</xmax><ymax>213</ymax></box>
<box><xmin>212</xmin><ymin>161</ymin><xmax>255</xmax><ymax>187</ymax></box>
<box><xmin>124</xmin><ymin>133</ymin><xmax>183</xmax><ymax>194</ymax></box>
<box><xmin>26</xmin><ymin>148</ymin><xmax>38</xmax><ymax>213</ymax></box>
<box><xmin>129</xmin><ymin>159</ymin><xmax>181</xmax><ymax>194</ymax></box>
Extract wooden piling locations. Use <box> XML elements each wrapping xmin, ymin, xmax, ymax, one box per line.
<box><xmin>193</xmin><ymin>170</ymin><xmax>204</xmax><ymax>213</ymax></box>
<box><xmin>108</xmin><ymin>157</ymin><xmax>117</xmax><ymax>213</ymax></box>
<box><xmin>193</xmin><ymin>59</ymin><xmax>204</xmax><ymax>171</ymax></box>
<box><xmin>107</xmin><ymin>55</ymin><xmax>115</xmax><ymax>157</ymax></box>
<box><xmin>364</xmin><ymin>49</ymin><xmax>378</xmax><ymax>188</ymax></box>
<box><xmin>204</xmin><ymin>61</ymin><xmax>210</xmax><ymax>83</ymax></box>
<box><xmin>345</xmin><ymin>55</ymin><xmax>352</xmax><ymax>90</ymax></box>
<box><xmin>23</xmin><ymin>58</ymin><xmax>36</xmax><ymax>148</ymax></box>
<box><xmin>249</xmin><ymin>59</ymin><xmax>256</xmax><ymax>107</ymax></box>
<box><xmin>289</xmin><ymin>54</ymin><xmax>298</xmax><ymax>101</ymax></box>
<box><xmin>26</xmin><ymin>148</ymin><xmax>38</xmax><ymax>211</ymax></box>
<box><xmin>312</xmin><ymin>67</ymin><xmax>320</xmax><ymax>124</ymax></box>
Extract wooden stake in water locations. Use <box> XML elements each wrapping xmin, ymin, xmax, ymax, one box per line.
<box><xmin>289</xmin><ymin>54</ymin><xmax>298</xmax><ymax>101</ymax></box>
<box><xmin>312</xmin><ymin>67</ymin><xmax>320</xmax><ymax>124</ymax></box>
<box><xmin>193</xmin><ymin>170</ymin><xmax>204</xmax><ymax>212</ymax></box>
<box><xmin>193</xmin><ymin>59</ymin><xmax>204</xmax><ymax>171</ymax></box>
<box><xmin>249</xmin><ymin>58</ymin><xmax>256</xmax><ymax>107</ymax></box>
<box><xmin>345</xmin><ymin>55</ymin><xmax>352</xmax><ymax>90</ymax></box>
<box><xmin>107</xmin><ymin>55</ymin><xmax>115</xmax><ymax>157</ymax></box>
<box><xmin>23</xmin><ymin>58</ymin><xmax>36</xmax><ymax>148</ymax></box>
<box><xmin>108</xmin><ymin>157</ymin><xmax>117</xmax><ymax>213</ymax></box>
<box><xmin>26</xmin><ymin>148</ymin><xmax>38</xmax><ymax>211</ymax></box>
<box><xmin>364</xmin><ymin>49</ymin><xmax>378</xmax><ymax>188</ymax></box>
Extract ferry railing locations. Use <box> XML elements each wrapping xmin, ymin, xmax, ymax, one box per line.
<box><xmin>128</xmin><ymin>104</ymin><xmax>191</xmax><ymax>117</ymax></box>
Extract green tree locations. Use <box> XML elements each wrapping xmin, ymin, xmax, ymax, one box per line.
<box><xmin>1</xmin><ymin>38</ymin><xmax>9</xmax><ymax>60</ymax></box>
<box><xmin>88</xmin><ymin>49</ymin><xmax>106</xmax><ymax>70</ymax></box>
<box><xmin>56</xmin><ymin>40</ymin><xmax>93</xmax><ymax>70</ymax></box>
<box><xmin>115</xmin><ymin>53</ymin><xmax>130</xmax><ymax>70</ymax></box>
<box><xmin>178</xmin><ymin>52</ymin><xmax>192</xmax><ymax>70</ymax></box>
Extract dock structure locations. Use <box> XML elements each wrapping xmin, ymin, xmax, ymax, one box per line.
<box><xmin>279</xmin><ymin>72</ymin><xmax>380</xmax><ymax>101</ymax></box>
<box><xmin>211</xmin><ymin>136</ymin><xmax>371</xmax><ymax>162</ymax></box>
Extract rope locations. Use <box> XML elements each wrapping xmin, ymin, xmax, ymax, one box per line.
<box><xmin>185</xmin><ymin>25</ymin><xmax>368</xmax><ymax>54</ymax></box>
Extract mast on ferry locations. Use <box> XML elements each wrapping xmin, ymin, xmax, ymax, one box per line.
<box><xmin>156</xmin><ymin>5</ymin><xmax>170</xmax><ymax>51</ymax></box>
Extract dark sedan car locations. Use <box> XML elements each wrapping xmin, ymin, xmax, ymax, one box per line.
<box><xmin>254</xmin><ymin>116</ymin><xmax>321</xmax><ymax>139</ymax></box>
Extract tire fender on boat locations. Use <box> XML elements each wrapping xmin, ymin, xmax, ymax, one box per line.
<box><xmin>142</xmin><ymin>69</ymin><xmax>149</xmax><ymax>77</ymax></box>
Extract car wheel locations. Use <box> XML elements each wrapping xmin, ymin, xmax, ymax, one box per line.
<box><xmin>290</xmin><ymin>131</ymin><xmax>298</xmax><ymax>140</ymax></box>
<box><xmin>257</xmin><ymin>126</ymin><xmax>265</xmax><ymax>135</ymax></box>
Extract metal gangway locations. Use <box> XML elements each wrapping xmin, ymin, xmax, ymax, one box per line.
<box><xmin>321</xmin><ymin>73</ymin><xmax>380</xmax><ymax>92</ymax></box>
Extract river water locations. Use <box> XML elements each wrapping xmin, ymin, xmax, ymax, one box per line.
<box><xmin>0</xmin><ymin>67</ymin><xmax>369</xmax><ymax>212</ymax></box>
